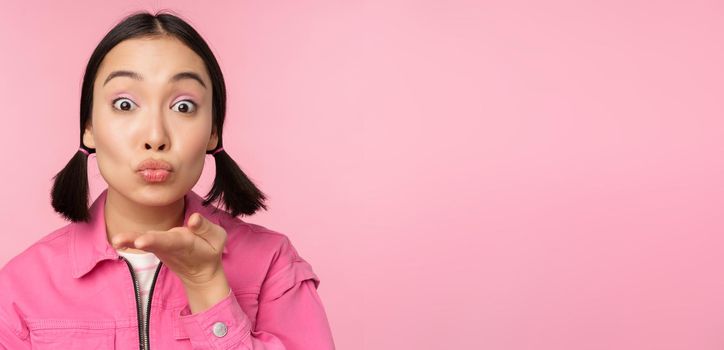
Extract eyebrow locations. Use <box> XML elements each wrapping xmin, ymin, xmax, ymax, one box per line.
<box><xmin>102</xmin><ymin>70</ymin><xmax>207</xmax><ymax>89</ymax></box>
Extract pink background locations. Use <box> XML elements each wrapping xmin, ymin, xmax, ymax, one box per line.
<box><xmin>1</xmin><ymin>1</ymin><xmax>723</xmax><ymax>349</ymax></box>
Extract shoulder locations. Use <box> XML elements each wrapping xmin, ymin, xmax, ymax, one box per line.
<box><xmin>0</xmin><ymin>223</ymin><xmax>74</xmax><ymax>315</ymax></box>
<box><xmin>218</xmin><ymin>215</ymin><xmax>320</xmax><ymax>300</ymax></box>
<box><xmin>0</xmin><ymin>224</ymin><xmax>73</xmax><ymax>276</ymax></box>
<box><xmin>221</xmin><ymin>215</ymin><xmax>308</xmax><ymax>269</ymax></box>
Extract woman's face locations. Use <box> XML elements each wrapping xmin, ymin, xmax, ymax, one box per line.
<box><xmin>83</xmin><ymin>35</ymin><xmax>217</xmax><ymax>206</ymax></box>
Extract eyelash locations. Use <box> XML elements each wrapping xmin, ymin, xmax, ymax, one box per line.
<box><xmin>111</xmin><ymin>97</ymin><xmax>197</xmax><ymax>114</ymax></box>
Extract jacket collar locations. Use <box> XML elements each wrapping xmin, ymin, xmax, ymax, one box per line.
<box><xmin>71</xmin><ymin>188</ymin><xmax>229</xmax><ymax>279</ymax></box>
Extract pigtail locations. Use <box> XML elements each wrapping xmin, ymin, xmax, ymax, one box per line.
<box><xmin>203</xmin><ymin>147</ymin><xmax>268</xmax><ymax>217</ymax></box>
<box><xmin>50</xmin><ymin>147</ymin><xmax>92</xmax><ymax>223</ymax></box>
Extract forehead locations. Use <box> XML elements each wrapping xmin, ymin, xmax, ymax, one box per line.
<box><xmin>96</xmin><ymin>36</ymin><xmax>209</xmax><ymax>88</ymax></box>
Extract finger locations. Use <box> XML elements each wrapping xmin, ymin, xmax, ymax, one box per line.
<box><xmin>111</xmin><ymin>231</ymin><xmax>144</xmax><ymax>250</ymax></box>
<box><xmin>188</xmin><ymin>212</ymin><xmax>213</xmax><ymax>237</ymax></box>
<box><xmin>136</xmin><ymin>230</ymin><xmax>193</xmax><ymax>254</ymax></box>
<box><xmin>187</xmin><ymin>213</ymin><xmax>227</xmax><ymax>254</ymax></box>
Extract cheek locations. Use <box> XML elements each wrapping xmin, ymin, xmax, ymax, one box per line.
<box><xmin>91</xmin><ymin>101</ymin><xmax>124</xmax><ymax>146</ymax></box>
<box><xmin>89</xmin><ymin>114</ymin><xmax>132</xmax><ymax>178</ymax></box>
<box><xmin>185</xmin><ymin>126</ymin><xmax>211</xmax><ymax>147</ymax></box>
<box><xmin>177</xmin><ymin>125</ymin><xmax>211</xmax><ymax>164</ymax></box>
<box><xmin>174</xmin><ymin>120</ymin><xmax>213</xmax><ymax>180</ymax></box>
<box><xmin>93</xmin><ymin>136</ymin><xmax>128</xmax><ymax>182</ymax></box>
<box><xmin>93</xmin><ymin>120</ymin><xmax>128</xmax><ymax>157</ymax></box>
<box><xmin>177</xmin><ymin>110</ymin><xmax>214</xmax><ymax>149</ymax></box>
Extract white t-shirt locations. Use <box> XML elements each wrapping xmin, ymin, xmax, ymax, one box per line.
<box><xmin>116</xmin><ymin>250</ymin><xmax>161</xmax><ymax>323</ymax></box>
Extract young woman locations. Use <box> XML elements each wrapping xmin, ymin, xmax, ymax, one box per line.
<box><xmin>0</xmin><ymin>10</ymin><xmax>335</xmax><ymax>350</ymax></box>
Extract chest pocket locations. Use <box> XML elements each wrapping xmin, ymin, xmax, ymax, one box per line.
<box><xmin>27</xmin><ymin>320</ymin><xmax>116</xmax><ymax>350</ymax></box>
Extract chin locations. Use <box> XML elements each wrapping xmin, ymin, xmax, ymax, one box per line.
<box><xmin>114</xmin><ymin>185</ymin><xmax>184</xmax><ymax>207</ymax></box>
<box><xmin>140</xmin><ymin>186</ymin><xmax>183</xmax><ymax>199</ymax></box>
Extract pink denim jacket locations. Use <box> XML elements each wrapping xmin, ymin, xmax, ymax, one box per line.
<box><xmin>0</xmin><ymin>188</ymin><xmax>335</xmax><ymax>349</ymax></box>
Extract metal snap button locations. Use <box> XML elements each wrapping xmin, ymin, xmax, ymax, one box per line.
<box><xmin>212</xmin><ymin>321</ymin><xmax>228</xmax><ymax>337</ymax></box>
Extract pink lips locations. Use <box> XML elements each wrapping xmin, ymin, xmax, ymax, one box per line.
<box><xmin>139</xmin><ymin>169</ymin><xmax>170</xmax><ymax>183</ymax></box>
<box><xmin>136</xmin><ymin>158</ymin><xmax>173</xmax><ymax>183</ymax></box>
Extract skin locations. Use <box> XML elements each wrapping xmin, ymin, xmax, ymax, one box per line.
<box><xmin>82</xmin><ymin>35</ymin><xmax>230</xmax><ymax>314</ymax></box>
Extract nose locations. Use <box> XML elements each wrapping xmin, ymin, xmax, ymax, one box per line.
<box><xmin>145</xmin><ymin>142</ymin><xmax>166</xmax><ymax>151</ymax></box>
<box><xmin>143</xmin><ymin>106</ymin><xmax>170</xmax><ymax>152</ymax></box>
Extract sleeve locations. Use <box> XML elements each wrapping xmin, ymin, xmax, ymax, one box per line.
<box><xmin>0</xmin><ymin>265</ymin><xmax>31</xmax><ymax>350</ymax></box>
<box><xmin>177</xmin><ymin>236</ymin><xmax>335</xmax><ymax>350</ymax></box>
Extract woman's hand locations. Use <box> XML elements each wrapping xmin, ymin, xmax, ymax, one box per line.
<box><xmin>110</xmin><ymin>212</ymin><xmax>227</xmax><ymax>287</ymax></box>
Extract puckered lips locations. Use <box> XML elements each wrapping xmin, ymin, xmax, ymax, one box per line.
<box><xmin>136</xmin><ymin>158</ymin><xmax>173</xmax><ymax>183</ymax></box>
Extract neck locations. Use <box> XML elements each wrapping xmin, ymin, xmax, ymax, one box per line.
<box><xmin>104</xmin><ymin>187</ymin><xmax>186</xmax><ymax>247</ymax></box>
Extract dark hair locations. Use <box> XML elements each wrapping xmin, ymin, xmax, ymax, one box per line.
<box><xmin>51</xmin><ymin>9</ymin><xmax>268</xmax><ymax>223</ymax></box>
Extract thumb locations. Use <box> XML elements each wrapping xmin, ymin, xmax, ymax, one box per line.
<box><xmin>188</xmin><ymin>212</ymin><xmax>212</xmax><ymax>236</ymax></box>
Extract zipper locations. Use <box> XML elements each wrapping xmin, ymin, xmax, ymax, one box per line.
<box><xmin>120</xmin><ymin>255</ymin><xmax>163</xmax><ymax>350</ymax></box>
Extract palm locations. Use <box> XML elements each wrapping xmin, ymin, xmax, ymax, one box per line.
<box><xmin>112</xmin><ymin>213</ymin><xmax>227</xmax><ymax>285</ymax></box>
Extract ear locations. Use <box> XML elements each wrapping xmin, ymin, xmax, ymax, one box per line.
<box><xmin>206</xmin><ymin>126</ymin><xmax>219</xmax><ymax>151</ymax></box>
<box><xmin>82</xmin><ymin>122</ymin><xmax>96</xmax><ymax>149</ymax></box>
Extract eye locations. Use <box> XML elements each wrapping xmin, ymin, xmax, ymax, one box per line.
<box><xmin>112</xmin><ymin>97</ymin><xmax>137</xmax><ymax>112</ymax></box>
<box><xmin>172</xmin><ymin>100</ymin><xmax>197</xmax><ymax>114</ymax></box>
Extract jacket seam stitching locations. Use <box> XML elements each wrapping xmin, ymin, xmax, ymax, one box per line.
<box><xmin>0</xmin><ymin>309</ymin><xmax>26</xmax><ymax>340</ymax></box>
